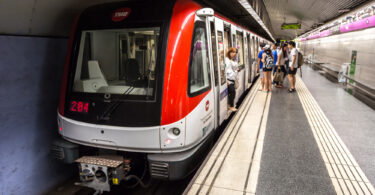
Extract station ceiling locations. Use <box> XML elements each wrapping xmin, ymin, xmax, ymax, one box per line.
<box><xmin>0</xmin><ymin>0</ymin><xmax>123</xmax><ymax>37</ymax></box>
<box><xmin>0</xmin><ymin>0</ymin><xmax>370</xmax><ymax>40</ymax></box>
<box><xmin>200</xmin><ymin>0</ymin><xmax>274</xmax><ymax>40</ymax></box>
<box><xmin>262</xmin><ymin>0</ymin><xmax>370</xmax><ymax>40</ymax></box>
<box><xmin>0</xmin><ymin>0</ymin><xmax>274</xmax><ymax>40</ymax></box>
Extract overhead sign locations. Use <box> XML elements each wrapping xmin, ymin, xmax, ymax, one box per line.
<box><xmin>112</xmin><ymin>8</ymin><xmax>131</xmax><ymax>22</ymax></box>
<box><xmin>281</xmin><ymin>23</ymin><xmax>301</xmax><ymax>30</ymax></box>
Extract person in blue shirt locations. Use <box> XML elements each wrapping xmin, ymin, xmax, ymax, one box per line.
<box><xmin>257</xmin><ymin>43</ymin><xmax>266</xmax><ymax>91</ymax></box>
<box><xmin>272</xmin><ymin>43</ymin><xmax>279</xmax><ymax>85</ymax></box>
<box><xmin>272</xmin><ymin>43</ymin><xmax>278</xmax><ymax>65</ymax></box>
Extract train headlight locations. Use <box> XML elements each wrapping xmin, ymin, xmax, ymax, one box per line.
<box><xmin>172</xmin><ymin>128</ymin><xmax>180</xmax><ymax>136</ymax></box>
<box><xmin>167</xmin><ymin>128</ymin><xmax>181</xmax><ymax>139</ymax></box>
<box><xmin>160</xmin><ymin>118</ymin><xmax>185</xmax><ymax>148</ymax></box>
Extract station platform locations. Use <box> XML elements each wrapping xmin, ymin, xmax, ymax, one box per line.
<box><xmin>184</xmin><ymin>65</ymin><xmax>375</xmax><ymax>195</ymax></box>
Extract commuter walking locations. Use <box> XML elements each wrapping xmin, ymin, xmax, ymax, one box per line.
<box><xmin>257</xmin><ymin>43</ymin><xmax>266</xmax><ymax>91</ymax></box>
<box><xmin>225</xmin><ymin>47</ymin><xmax>239</xmax><ymax>111</ymax></box>
<box><xmin>287</xmin><ymin>41</ymin><xmax>298</xmax><ymax>92</ymax></box>
<box><xmin>262</xmin><ymin>45</ymin><xmax>273</xmax><ymax>92</ymax></box>
<box><xmin>275</xmin><ymin>43</ymin><xmax>288</xmax><ymax>88</ymax></box>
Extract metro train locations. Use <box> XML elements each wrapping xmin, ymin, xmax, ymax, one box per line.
<box><xmin>54</xmin><ymin>0</ymin><xmax>271</xmax><ymax>192</ymax></box>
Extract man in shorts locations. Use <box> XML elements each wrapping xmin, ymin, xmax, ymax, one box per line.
<box><xmin>257</xmin><ymin>43</ymin><xmax>266</xmax><ymax>90</ymax></box>
<box><xmin>287</xmin><ymin>41</ymin><xmax>298</xmax><ymax>92</ymax></box>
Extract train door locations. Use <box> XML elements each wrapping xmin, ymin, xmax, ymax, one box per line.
<box><xmin>223</xmin><ymin>24</ymin><xmax>231</xmax><ymax>49</ymax></box>
<box><xmin>231</xmin><ymin>25</ymin><xmax>236</xmax><ymax>49</ymax></box>
<box><xmin>251</xmin><ymin>35</ymin><xmax>257</xmax><ymax>81</ymax></box>
<box><xmin>230</xmin><ymin>26</ymin><xmax>241</xmax><ymax>104</ymax></box>
<box><xmin>203</xmin><ymin>15</ymin><xmax>217</xmax><ymax>132</ymax></box>
<box><xmin>208</xmin><ymin>19</ymin><xmax>219</xmax><ymax>129</ymax></box>
<box><xmin>185</xmin><ymin>11</ymin><xmax>215</xmax><ymax>142</ymax></box>
<box><xmin>243</xmin><ymin>32</ymin><xmax>249</xmax><ymax>88</ymax></box>
<box><xmin>213</xmin><ymin>18</ymin><xmax>228</xmax><ymax>124</ymax></box>
<box><xmin>236</xmin><ymin>30</ymin><xmax>245</xmax><ymax>93</ymax></box>
<box><xmin>247</xmin><ymin>33</ymin><xmax>252</xmax><ymax>83</ymax></box>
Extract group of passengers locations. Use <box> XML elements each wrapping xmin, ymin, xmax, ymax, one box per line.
<box><xmin>224</xmin><ymin>41</ymin><xmax>299</xmax><ymax>112</ymax></box>
<box><xmin>257</xmin><ymin>41</ymin><xmax>298</xmax><ymax>93</ymax></box>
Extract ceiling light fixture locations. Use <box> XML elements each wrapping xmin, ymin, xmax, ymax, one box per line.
<box><xmin>338</xmin><ymin>8</ymin><xmax>350</xmax><ymax>13</ymax></box>
<box><xmin>237</xmin><ymin>0</ymin><xmax>275</xmax><ymax>41</ymax></box>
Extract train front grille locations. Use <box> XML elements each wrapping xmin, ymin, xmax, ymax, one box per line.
<box><xmin>50</xmin><ymin>145</ymin><xmax>65</xmax><ymax>160</ymax></box>
<box><xmin>150</xmin><ymin>162</ymin><xmax>169</xmax><ymax>178</ymax></box>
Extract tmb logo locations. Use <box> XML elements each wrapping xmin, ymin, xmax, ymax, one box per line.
<box><xmin>112</xmin><ymin>8</ymin><xmax>131</xmax><ymax>22</ymax></box>
<box><xmin>205</xmin><ymin>100</ymin><xmax>210</xmax><ymax>111</ymax></box>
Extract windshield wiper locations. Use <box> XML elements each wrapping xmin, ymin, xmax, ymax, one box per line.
<box><xmin>97</xmin><ymin>86</ymin><xmax>135</xmax><ymax>121</ymax></box>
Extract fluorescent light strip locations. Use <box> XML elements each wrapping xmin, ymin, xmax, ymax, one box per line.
<box><xmin>237</xmin><ymin>0</ymin><xmax>275</xmax><ymax>41</ymax></box>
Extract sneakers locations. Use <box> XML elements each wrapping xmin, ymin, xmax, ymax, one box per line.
<box><xmin>288</xmin><ymin>88</ymin><xmax>296</xmax><ymax>93</ymax></box>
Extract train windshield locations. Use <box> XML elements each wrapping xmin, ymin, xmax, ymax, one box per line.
<box><xmin>72</xmin><ymin>27</ymin><xmax>160</xmax><ymax>100</ymax></box>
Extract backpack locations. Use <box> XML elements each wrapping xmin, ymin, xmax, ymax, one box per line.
<box><xmin>265</xmin><ymin>54</ymin><xmax>274</xmax><ymax>69</ymax></box>
<box><xmin>297</xmin><ymin>51</ymin><xmax>304</xmax><ymax>68</ymax></box>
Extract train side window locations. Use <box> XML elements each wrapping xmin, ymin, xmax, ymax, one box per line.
<box><xmin>217</xmin><ymin>31</ymin><xmax>226</xmax><ymax>86</ymax></box>
<box><xmin>210</xmin><ymin>22</ymin><xmax>218</xmax><ymax>87</ymax></box>
<box><xmin>236</xmin><ymin>31</ymin><xmax>244</xmax><ymax>66</ymax></box>
<box><xmin>232</xmin><ymin>34</ymin><xmax>236</xmax><ymax>49</ymax></box>
<box><xmin>188</xmin><ymin>21</ymin><xmax>211</xmax><ymax>97</ymax></box>
<box><xmin>251</xmin><ymin>37</ymin><xmax>257</xmax><ymax>60</ymax></box>
<box><xmin>246</xmin><ymin>34</ymin><xmax>250</xmax><ymax>64</ymax></box>
<box><xmin>223</xmin><ymin>27</ymin><xmax>230</xmax><ymax>50</ymax></box>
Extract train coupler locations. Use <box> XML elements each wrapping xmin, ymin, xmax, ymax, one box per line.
<box><xmin>75</xmin><ymin>156</ymin><xmax>131</xmax><ymax>193</ymax></box>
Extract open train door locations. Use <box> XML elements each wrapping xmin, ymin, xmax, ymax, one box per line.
<box><xmin>212</xmin><ymin>18</ymin><xmax>228</xmax><ymax>124</ymax></box>
<box><xmin>243</xmin><ymin>33</ymin><xmax>250</xmax><ymax>89</ymax></box>
<box><xmin>195</xmin><ymin>8</ymin><xmax>220</xmax><ymax>130</ymax></box>
<box><xmin>250</xmin><ymin>34</ymin><xmax>258</xmax><ymax>81</ymax></box>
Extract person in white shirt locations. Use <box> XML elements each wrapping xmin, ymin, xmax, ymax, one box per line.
<box><xmin>225</xmin><ymin>47</ymin><xmax>239</xmax><ymax>112</ymax></box>
<box><xmin>287</xmin><ymin>41</ymin><xmax>298</xmax><ymax>93</ymax></box>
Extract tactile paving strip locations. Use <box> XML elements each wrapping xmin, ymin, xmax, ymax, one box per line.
<box><xmin>296</xmin><ymin>76</ymin><xmax>375</xmax><ymax>195</ymax></box>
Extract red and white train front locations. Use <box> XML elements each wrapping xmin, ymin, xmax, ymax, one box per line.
<box><xmin>55</xmin><ymin>0</ymin><xmax>222</xmax><ymax>192</ymax></box>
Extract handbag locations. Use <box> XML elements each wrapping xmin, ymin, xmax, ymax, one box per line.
<box><xmin>273</xmin><ymin>69</ymin><xmax>284</xmax><ymax>83</ymax></box>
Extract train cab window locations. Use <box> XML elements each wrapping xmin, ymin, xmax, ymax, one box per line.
<box><xmin>188</xmin><ymin>22</ymin><xmax>211</xmax><ymax>96</ymax></box>
<box><xmin>217</xmin><ymin>31</ymin><xmax>226</xmax><ymax>86</ymax></box>
<box><xmin>72</xmin><ymin>27</ymin><xmax>159</xmax><ymax>99</ymax></box>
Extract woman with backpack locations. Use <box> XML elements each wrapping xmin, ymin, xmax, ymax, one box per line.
<box><xmin>262</xmin><ymin>45</ymin><xmax>273</xmax><ymax>92</ymax></box>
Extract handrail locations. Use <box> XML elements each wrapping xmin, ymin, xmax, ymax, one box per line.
<box><xmin>307</xmin><ymin>62</ymin><xmax>375</xmax><ymax>99</ymax></box>
<box><xmin>342</xmin><ymin>74</ymin><xmax>375</xmax><ymax>92</ymax></box>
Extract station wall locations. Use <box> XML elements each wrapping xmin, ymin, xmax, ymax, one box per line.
<box><xmin>299</xmin><ymin>28</ymin><xmax>375</xmax><ymax>87</ymax></box>
<box><xmin>0</xmin><ymin>35</ymin><xmax>74</xmax><ymax>194</ymax></box>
